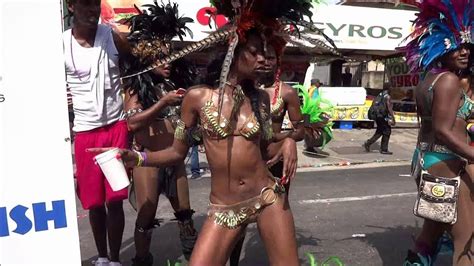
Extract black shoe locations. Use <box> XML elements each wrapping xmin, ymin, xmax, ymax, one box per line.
<box><xmin>380</xmin><ymin>150</ymin><xmax>393</xmax><ymax>155</ymax></box>
<box><xmin>174</xmin><ymin>210</ymin><xmax>198</xmax><ymax>261</ymax></box>
<box><xmin>363</xmin><ymin>142</ymin><xmax>370</xmax><ymax>152</ymax></box>
<box><xmin>132</xmin><ymin>253</ymin><xmax>153</xmax><ymax>266</ymax></box>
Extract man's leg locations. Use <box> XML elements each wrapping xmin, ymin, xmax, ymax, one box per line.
<box><xmin>107</xmin><ymin>201</ymin><xmax>125</xmax><ymax>262</ymax></box>
<box><xmin>380</xmin><ymin>120</ymin><xmax>392</xmax><ymax>154</ymax></box>
<box><xmin>103</xmin><ymin>121</ymin><xmax>129</xmax><ymax>263</ymax></box>
<box><xmin>190</xmin><ymin>145</ymin><xmax>200</xmax><ymax>178</ymax></box>
<box><xmin>89</xmin><ymin>206</ymin><xmax>108</xmax><ymax>259</ymax></box>
<box><xmin>364</xmin><ymin>118</ymin><xmax>383</xmax><ymax>151</ymax></box>
<box><xmin>74</xmin><ymin>130</ymin><xmax>110</xmax><ymax>262</ymax></box>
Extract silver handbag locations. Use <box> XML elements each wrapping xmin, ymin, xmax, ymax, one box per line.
<box><xmin>413</xmin><ymin>170</ymin><xmax>460</xmax><ymax>224</ymax></box>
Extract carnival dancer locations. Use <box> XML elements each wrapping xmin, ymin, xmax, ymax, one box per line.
<box><xmin>63</xmin><ymin>0</ymin><xmax>132</xmax><ymax>265</ymax></box>
<box><xmin>120</xmin><ymin>2</ymin><xmax>198</xmax><ymax>265</ymax></box>
<box><xmin>90</xmin><ymin>0</ymin><xmax>331</xmax><ymax>264</ymax></box>
<box><xmin>401</xmin><ymin>0</ymin><xmax>473</xmax><ymax>264</ymax></box>
<box><xmin>228</xmin><ymin>41</ymin><xmax>303</xmax><ymax>266</ymax></box>
<box><xmin>230</xmin><ymin>39</ymin><xmax>338</xmax><ymax>265</ymax></box>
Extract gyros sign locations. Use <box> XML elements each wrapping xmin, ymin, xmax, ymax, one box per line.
<box><xmin>104</xmin><ymin>1</ymin><xmax>416</xmax><ymax>51</ymax></box>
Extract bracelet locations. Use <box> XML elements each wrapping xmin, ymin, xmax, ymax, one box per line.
<box><xmin>134</xmin><ymin>150</ymin><xmax>144</xmax><ymax>167</ymax></box>
<box><xmin>140</xmin><ymin>152</ymin><xmax>147</xmax><ymax>167</ymax></box>
<box><xmin>467</xmin><ymin>123</ymin><xmax>474</xmax><ymax>132</ymax></box>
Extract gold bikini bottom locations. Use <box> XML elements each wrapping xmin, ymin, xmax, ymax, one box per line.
<box><xmin>207</xmin><ymin>177</ymin><xmax>286</xmax><ymax>229</ymax></box>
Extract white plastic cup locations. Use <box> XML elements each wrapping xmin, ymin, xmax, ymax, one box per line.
<box><xmin>94</xmin><ymin>148</ymin><xmax>130</xmax><ymax>191</ymax></box>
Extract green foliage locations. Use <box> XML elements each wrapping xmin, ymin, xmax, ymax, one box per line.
<box><xmin>166</xmin><ymin>260</ymin><xmax>181</xmax><ymax>266</ymax></box>
<box><xmin>294</xmin><ymin>84</ymin><xmax>335</xmax><ymax>147</ymax></box>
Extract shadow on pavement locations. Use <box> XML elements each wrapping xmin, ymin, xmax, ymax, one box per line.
<box><xmin>82</xmin><ymin>214</ymin><xmax>208</xmax><ymax>266</ymax></box>
<box><xmin>361</xmin><ymin>224</ymin><xmax>451</xmax><ymax>266</ymax></box>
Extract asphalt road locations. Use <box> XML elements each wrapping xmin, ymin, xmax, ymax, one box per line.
<box><xmin>78</xmin><ymin>165</ymin><xmax>452</xmax><ymax>266</ymax></box>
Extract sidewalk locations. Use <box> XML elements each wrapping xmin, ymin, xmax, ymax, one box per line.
<box><xmin>186</xmin><ymin>128</ymin><xmax>418</xmax><ymax>174</ymax></box>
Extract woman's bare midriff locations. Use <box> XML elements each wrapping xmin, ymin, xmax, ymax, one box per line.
<box><xmin>417</xmin><ymin>83</ymin><xmax>469</xmax><ymax>177</ymax></box>
<box><xmin>205</xmin><ymin>136</ymin><xmax>275</xmax><ymax>205</ymax></box>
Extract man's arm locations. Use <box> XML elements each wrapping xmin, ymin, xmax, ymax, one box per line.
<box><xmin>112</xmin><ymin>30</ymin><xmax>131</xmax><ymax>57</ymax></box>
<box><xmin>90</xmin><ymin>87</ymin><xmax>206</xmax><ymax>168</ymax></box>
<box><xmin>386</xmin><ymin>94</ymin><xmax>395</xmax><ymax>119</ymax></box>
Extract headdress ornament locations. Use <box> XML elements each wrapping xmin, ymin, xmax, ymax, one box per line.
<box><xmin>121</xmin><ymin>0</ymin><xmax>339</xmax><ymax>80</ymax></box>
<box><xmin>401</xmin><ymin>0</ymin><xmax>473</xmax><ymax>72</ymax></box>
<box><xmin>122</xmin><ymin>0</ymin><xmax>195</xmax><ymax>109</ymax></box>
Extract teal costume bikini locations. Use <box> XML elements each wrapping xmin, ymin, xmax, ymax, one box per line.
<box><xmin>412</xmin><ymin>72</ymin><xmax>473</xmax><ymax>173</ymax></box>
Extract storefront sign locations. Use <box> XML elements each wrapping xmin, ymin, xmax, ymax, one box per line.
<box><xmin>311</xmin><ymin>5</ymin><xmax>416</xmax><ymax>51</ymax></box>
<box><xmin>386</xmin><ymin>61</ymin><xmax>419</xmax><ymax>114</ymax></box>
<box><xmin>103</xmin><ymin>1</ymin><xmax>416</xmax><ymax>51</ymax></box>
<box><xmin>0</xmin><ymin>1</ymin><xmax>81</xmax><ymax>264</ymax></box>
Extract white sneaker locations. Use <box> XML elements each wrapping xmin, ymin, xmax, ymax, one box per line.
<box><xmin>92</xmin><ymin>257</ymin><xmax>110</xmax><ymax>266</ymax></box>
<box><xmin>109</xmin><ymin>262</ymin><xmax>122</xmax><ymax>266</ymax></box>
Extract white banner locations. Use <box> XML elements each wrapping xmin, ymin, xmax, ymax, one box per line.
<box><xmin>311</xmin><ymin>5</ymin><xmax>416</xmax><ymax>51</ymax></box>
<box><xmin>104</xmin><ymin>1</ymin><xmax>416</xmax><ymax>51</ymax></box>
<box><xmin>0</xmin><ymin>0</ymin><xmax>81</xmax><ymax>265</ymax></box>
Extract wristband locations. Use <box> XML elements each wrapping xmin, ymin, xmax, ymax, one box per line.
<box><xmin>134</xmin><ymin>150</ymin><xmax>144</xmax><ymax>167</ymax></box>
<box><xmin>467</xmin><ymin>123</ymin><xmax>474</xmax><ymax>132</ymax></box>
<box><xmin>140</xmin><ymin>152</ymin><xmax>148</xmax><ymax>167</ymax></box>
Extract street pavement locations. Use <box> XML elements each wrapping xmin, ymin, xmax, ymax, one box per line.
<box><xmin>78</xmin><ymin>128</ymin><xmax>428</xmax><ymax>265</ymax></box>
<box><xmin>78</xmin><ymin>165</ymin><xmax>453</xmax><ymax>266</ymax></box>
<box><xmin>190</xmin><ymin>128</ymin><xmax>418</xmax><ymax>175</ymax></box>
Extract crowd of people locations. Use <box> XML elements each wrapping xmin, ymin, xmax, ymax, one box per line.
<box><xmin>63</xmin><ymin>0</ymin><xmax>473</xmax><ymax>265</ymax></box>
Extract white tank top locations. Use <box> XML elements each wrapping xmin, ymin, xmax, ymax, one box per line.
<box><xmin>63</xmin><ymin>24</ymin><xmax>124</xmax><ymax>132</ymax></box>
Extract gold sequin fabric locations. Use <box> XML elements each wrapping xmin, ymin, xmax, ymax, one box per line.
<box><xmin>207</xmin><ymin>178</ymin><xmax>286</xmax><ymax>229</ymax></box>
<box><xmin>270</xmin><ymin>96</ymin><xmax>285</xmax><ymax>118</ymax></box>
<box><xmin>200</xmin><ymin>101</ymin><xmax>265</xmax><ymax>140</ymax></box>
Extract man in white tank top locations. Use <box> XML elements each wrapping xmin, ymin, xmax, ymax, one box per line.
<box><xmin>63</xmin><ymin>1</ymin><xmax>131</xmax><ymax>265</ymax></box>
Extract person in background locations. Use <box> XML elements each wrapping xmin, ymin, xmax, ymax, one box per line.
<box><xmin>364</xmin><ymin>82</ymin><xmax>395</xmax><ymax>155</ymax></box>
<box><xmin>189</xmin><ymin>145</ymin><xmax>201</xmax><ymax>179</ymax></box>
<box><xmin>401</xmin><ymin>89</ymin><xmax>416</xmax><ymax>113</ymax></box>
<box><xmin>341</xmin><ymin>66</ymin><xmax>352</xmax><ymax>87</ymax></box>
<box><xmin>63</xmin><ymin>0</ymin><xmax>131</xmax><ymax>265</ymax></box>
<box><xmin>121</xmin><ymin>3</ymin><xmax>198</xmax><ymax>264</ymax></box>
<box><xmin>308</xmin><ymin>78</ymin><xmax>321</xmax><ymax>99</ymax></box>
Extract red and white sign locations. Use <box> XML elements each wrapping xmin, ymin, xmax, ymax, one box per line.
<box><xmin>103</xmin><ymin>1</ymin><xmax>417</xmax><ymax>51</ymax></box>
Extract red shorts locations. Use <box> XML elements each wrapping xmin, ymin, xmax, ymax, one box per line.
<box><xmin>74</xmin><ymin>120</ymin><xmax>129</xmax><ymax>209</ymax></box>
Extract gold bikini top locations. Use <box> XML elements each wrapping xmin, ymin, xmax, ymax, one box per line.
<box><xmin>269</xmin><ymin>82</ymin><xmax>285</xmax><ymax>119</ymax></box>
<box><xmin>199</xmin><ymin>89</ymin><xmax>273</xmax><ymax>140</ymax></box>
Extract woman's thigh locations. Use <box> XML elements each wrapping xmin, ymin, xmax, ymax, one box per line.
<box><xmin>450</xmin><ymin>172</ymin><xmax>474</xmax><ymax>266</ymax></box>
<box><xmin>257</xmin><ymin>195</ymin><xmax>299</xmax><ymax>266</ymax></box>
<box><xmin>189</xmin><ymin>217</ymin><xmax>246</xmax><ymax>266</ymax></box>
<box><xmin>133</xmin><ymin>167</ymin><xmax>160</xmax><ymax>212</ymax></box>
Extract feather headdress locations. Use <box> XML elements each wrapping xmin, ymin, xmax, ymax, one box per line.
<box><xmin>121</xmin><ymin>0</ymin><xmax>339</xmax><ymax>80</ymax></box>
<box><xmin>121</xmin><ymin>0</ymin><xmax>339</xmax><ymax>120</ymax></box>
<box><xmin>402</xmin><ymin>0</ymin><xmax>473</xmax><ymax>72</ymax></box>
<box><xmin>122</xmin><ymin>0</ymin><xmax>195</xmax><ymax>109</ymax></box>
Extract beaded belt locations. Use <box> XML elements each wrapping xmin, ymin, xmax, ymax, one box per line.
<box><xmin>207</xmin><ymin>178</ymin><xmax>285</xmax><ymax>229</ymax></box>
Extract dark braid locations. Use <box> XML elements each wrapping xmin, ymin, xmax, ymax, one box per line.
<box><xmin>242</xmin><ymin>80</ymin><xmax>264</xmax><ymax>130</ymax></box>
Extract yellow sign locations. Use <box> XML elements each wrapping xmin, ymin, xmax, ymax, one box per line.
<box><xmin>393</xmin><ymin>111</ymin><xmax>418</xmax><ymax>123</ymax></box>
<box><xmin>331</xmin><ymin>100</ymin><xmax>418</xmax><ymax>123</ymax></box>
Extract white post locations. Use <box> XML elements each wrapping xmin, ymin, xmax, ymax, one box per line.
<box><xmin>0</xmin><ymin>0</ymin><xmax>81</xmax><ymax>264</ymax></box>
